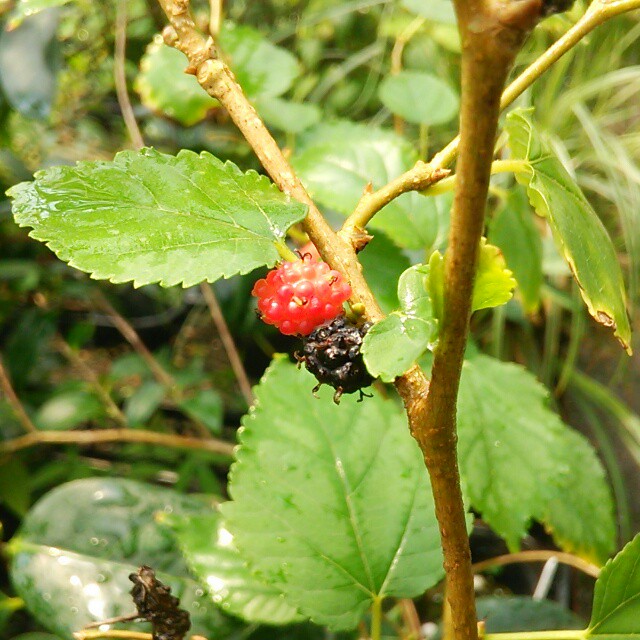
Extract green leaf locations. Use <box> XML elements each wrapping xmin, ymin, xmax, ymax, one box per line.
<box><xmin>221</xmin><ymin>358</ymin><xmax>444</xmax><ymax>630</ymax></box>
<box><xmin>291</xmin><ymin>121</ymin><xmax>452</xmax><ymax>250</ymax></box>
<box><xmin>476</xmin><ymin>596</ymin><xmax>584</xmax><ymax>632</ymax></box>
<box><xmin>34</xmin><ymin>389</ymin><xmax>104</xmax><ymax>431</ymax></box>
<box><xmin>401</xmin><ymin>0</ymin><xmax>456</xmax><ymax>24</ymax></box>
<box><xmin>218</xmin><ymin>22</ymin><xmax>300</xmax><ymax>99</ymax></box>
<box><xmin>123</xmin><ymin>381</ymin><xmax>165</xmax><ymax>425</ymax></box>
<box><xmin>378</xmin><ymin>72</ymin><xmax>458</xmax><ymax>126</ymax></box>
<box><xmin>254</xmin><ymin>97</ymin><xmax>321</xmax><ymax>134</ymax></box>
<box><xmin>178</xmin><ymin>389</ymin><xmax>223</xmax><ymax>435</ymax></box>
<box><xmin>161</xmin><ymin>511</ymin><xmax>303</xmax><ymax>625</ymax></box>
<box><xmin>488</xmin><ymin>189</ymin><xmax>543</xmax><ymax>312</ymax></box>
<box><xmin>429</xmin><ymin>239</ymin><xmax>516</xmax><ymax>323</ymax></box>
<box><xmin>588</xmin><ymin>533</ymin><xmax>640</xmax><ymax>638</ymax></box>
<box><xmin>8</xmin><ymin>478</ymin><xmax>240</xmax><ymax>638</ymax></box>
<box><xmin>457</xmin><ymin>353</ymin><xmax>615</xmax><ymax>563</ymax></box>
<box><xmin>5</xmin><ymin>0</ymin><xmax>71</xmax><ymax>30</ymax></box>
<box><xmin>8</xmin><ymin>148</ymin><xmax>308</xmax><ymax>288</ymax></box>
<box><xmin>0</xmin><ymin>591</ymin><xmax>23</xmax><ymax>633</ymax></box>
<box><xmin>506</xmin><ymin>108</ymin><xmax>632</xmax><ymax>353</ymax></box>
<box><xmin>135</xmin><ymin>38</ymin><xmax>218</xmax><ymax>127</ymax></box>
<box><xmin>359</xmin><ymin>232</ymin><xmax>411</xmax><ymax>314</ymax></box>
<box><xmin>472</xmin><ymin>239</ymin><xmax>516</xmax><ymax>311</ymax></box>
<box><xmin>363</xmin><ymin>264</ymin><xmax>437</xmax><ymax>382</ymax></box>
<box><xmin>136</xmin><ymin>24</ymin><xmax>299</xmax><ymax>127</ymax></box>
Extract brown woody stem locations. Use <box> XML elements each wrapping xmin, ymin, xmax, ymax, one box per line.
<box><xmin>403</xmin><ymin>2</ymin><xmax>543</xmax><ymax>640</ymax></box>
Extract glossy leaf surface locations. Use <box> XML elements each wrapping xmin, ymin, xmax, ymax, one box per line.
<box><xmin>292</xmin><ymin>121</ymin><xmax>452</xmax><ymax>250</ymax></box>
<box><xmin>362</xmin><ymin>264</ymin><xmax>437</xmax><ymax>382</ymax></box>
<box><xmin>378</xmin><ymin>71</ymin><xmax>458</xmax><ymax>125</ymax></box>
<box><xmin>506</xmin><ymin>108</ymin><xmax>631</xmax><ymax>353</ymax></box>
<box><xmin>8</xmin><ymin>148</ymin><xmax>307</xmax><ymax>287</ymax></box>
<box><xmin>588</xmin><ymin>533</ymin><xmax>640</xmax><ymax>638</ymax></box>
<box><xmin>457</xmin><ymin>353</ymin><xmax>615</xmax><ymax>563</ymax></box>
<box><xmin>8</xmin><ymin>478</ymin><xmax>240</xmax><ymax>638</ymax></box>
<box><xmin>162</xmin><ymin>511</ymin><xmax>303</xmax><ymax>625</ymax></box>
<box><xmin>222</xmin><ymin>358</ymin><xmax>444</xmax><ymax>629</ymax></box>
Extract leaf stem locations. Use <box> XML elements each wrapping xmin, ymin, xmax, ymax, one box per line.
<box><xmin>74</xmin><ymin>631</ymin><xmax>152</xmax><ymax>640</ymax></box>
<box><xmin>370</xmin><ymin>596</ymin><xmax>383</xmax><ymax>640</ymax></box>
<box><xmin>275</xmin><ymin>240</ymin><xmax>300</xmax><ymax>262</ymax></box>
<box><xmin>0</xmin><ymin>354</ymin><xmax>37</xmax><ymax>434</ymax></box>
<box><xmin>472</xmin><ymin>549</ymin><xmax>600</xmax><ymax>578</ymax></box>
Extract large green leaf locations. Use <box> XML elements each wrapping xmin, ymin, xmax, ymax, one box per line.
<box><xmin>506</xmin><ymin>108</ymin><xmax>632</xmax><ymax>353</ymax></box>
<box><xmin>401</xmin><ymin>0</ymin><xmax>456</xmax><ymax>24</ymax></box>
<box><xmin>363</xmin><ymin>264</ymin><xmax>437</xmax><ymax>382</ymax></box>
<box><xmin>8</xmin><ymin>148</ymin><xmax>307</xmax><ymax>287</ymax></box>
<box><xmin>457</xmin><ymin>353</ymin><xmax>615</xmax><ymax>564</ymax></box>
<box><xmin>378</xmin><ymin>71</ymin><xmax>458</xmax><ymax>126</ymax></box>
<box><xmin>221</xmin><ymin>358</ymin><xmax>444</xmax><ymax>630</ymax></box>
<box><xmin>291</xmin><ymin>121</ymin><xmax>452</xmax><ymax>250</ymax></box>
<box><xmin>161</xmin><ymin>511</ymin><xmax>303</xmax><ymax>625</ymax></box>
<box><xmin>7</xmin><ymin>478</ymin><xmax>241</xmax><ymax>638</ymax></box>
<box><xmin>588</xmin><ymin>533</ymin><xmax>640</xmax><ymax>638</ymax></box>
<box><xmin>488</xmin><ymin>189</ymin><xmax>543</xmax><ymax>312</ymax></box>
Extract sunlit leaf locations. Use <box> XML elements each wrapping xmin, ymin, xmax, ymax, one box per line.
<box><xmin>161</xmin><ymin>511</ymin><xmax>304</xmax><ymax>625</ymax></box>
<box><xmin>222</xmin><ymin>358</ymin><xmax>444</xmax><ymax>629</ymax></box>
<box><xmin>8</xmin><ymin>148</ymin><xmax>307</xmax><ymax>287</ymax></box>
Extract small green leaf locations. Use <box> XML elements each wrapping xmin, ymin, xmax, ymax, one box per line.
<box><xmin>161</xmin><ymin>511</ymin><xmax>303</xmax><ymax>625</ymax></box>
<box><xmin>457</xmin><ymin>353</ymin><xmax>615</xmax><ymax>563</ymax></box>
<box><xmin>136</xmin><ymin>38</ymin><xmax>218</xmax><ymax>127</ymax></box>
<box><xmin>488</xmin><ymin>189</ymin><xmax>543</xmax><ymax>312</ymax></box>
<box><xmin>34</xmin><ymin>389</ymin><xmax>104</xmax><ymax>431</ymax></box>
<box><xmin>178</xmin><ymin>389</ymin><xmax>223</xmax><ymax>435</ymax></box>
<box><xmin>588</xmin><ymin>533</ymin><xmax>640</xmax><ymax>638</ymax></box>
<box><xmin>218</xmin><ymin>22</ymin><xmax>300</xmax><ymax>99</ymax></box>
<box><xmin>254</xmin><ymin>97</ymin><xmax>321</xmax><ymax>134</ymax></box>
<box><xmin>378</xmin><ymin>71</ymin><xmax>458</xmax><ymax>126</ymax></box>
<box><xmin>222</xmin><ymin>358</ymin><xmax>444</xmax><ymax>630</ymax></box>
<box><xmin>506</xmin><ymin>108</ymin><xmax>632</xmax><ymax>353</ymax></box>
<box><xmin>363</xmin><ymin>264</ymin><xmax>437</xmax><ymax>382</ymax></box>
<box><xmin>8</xmin><ymin>148</ymin><xmax>308</xmax><ymax>288</ymax></box>
<box><xmin>472</xmin><ymin>239</ymin><xmax>516</xmax><ymax>311</ymax></box>
<box><xmin>124</xmin><ymin>381</ymin><xmax>165</xmax><ymax>425</ymax></box>
<box><xmin>292</xmin><ymin>121</ymin><xmax>452</xmax><ymax>250</ymax></box>
<box><xmin>8</xmin><ymin>478</ymin><xmax>239</xmax><ymax>638</ymax></box>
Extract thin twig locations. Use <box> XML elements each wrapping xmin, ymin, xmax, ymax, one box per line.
<box><xmin>208</xmin><ymin>0</ymin><xmax>222</xmax><ymax>37</ymax></box>
<box><xmin>93</xmin><ymin>293</ymin><xmax>176</xmax><ymax>390</ymax></box>
<box><xmin>0</xmin><ymin>428</ymin><xmax>235</xmax><ymax>456</ymax></box>
<box><xmin>199</xmin><ymin>283</ymin><xmax>254</xmax><ymax>406</ymax></box>
<box><xmin>0</xmin><ymin>354</ymin><xmax>37</xmax><ymax>433</ymax></box>
<box><xmin>114</xmin><ymin>0</ymin><xmax>145</xmax><ymax>150</ymax></box>
<box><xmin>74</xmin><ymin>631</ymin><xmax>152</xmax><ymax>640</ymax></box>
<box><xmin>472</xmin><ymin>549</ymin><xmax>600</xmax><ymax>579</ymax></box>
<box><xmin>54</xmin><ymin>335</ymin><xmax>129</xmax><ymax>428</ymax></box>
<box><xmin>398</xmin><ymin>599</ymin><xmax>422</xmax><ymax>640</ymax></box>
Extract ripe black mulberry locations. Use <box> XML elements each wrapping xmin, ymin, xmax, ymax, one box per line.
<box><xmin>299</xmin><ymin>314</ymin><xmax>374</xmax><ymax>404</ymax></box>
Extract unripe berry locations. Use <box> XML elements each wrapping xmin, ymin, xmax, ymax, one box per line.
<box><xmin>252</xmin><ymin>256</ymin><xmax>352</xmax><ymax>336</ymax></box>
